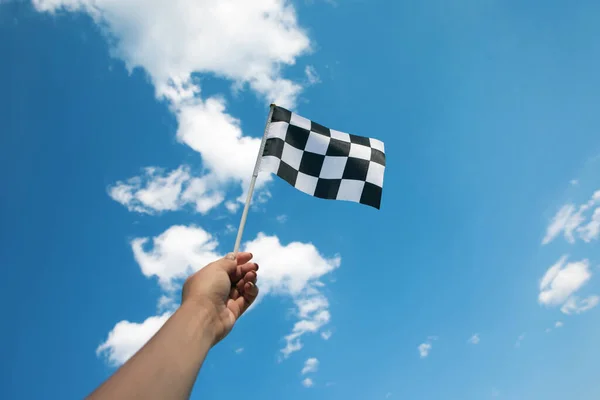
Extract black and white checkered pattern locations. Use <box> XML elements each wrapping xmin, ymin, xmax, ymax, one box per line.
<box><xmin>260</xmin><ymin>105</ymin><xmax>385</xmax><ymax>209</ymax></box>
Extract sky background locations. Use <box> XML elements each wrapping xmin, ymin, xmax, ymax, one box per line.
<box><xmin>2</xmin><ymin>1</ymin><xmax>600</xmax><ymax>399</ymax></box>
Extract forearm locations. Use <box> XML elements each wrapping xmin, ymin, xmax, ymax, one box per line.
<box><xmin>88</xmin><ymin>302</ymin><xmax>216</xmax><ymax>400</ymax></box>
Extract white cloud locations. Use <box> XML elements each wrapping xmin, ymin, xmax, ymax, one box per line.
<box><xmin>180</xmin><ymin>175</ymin><xmax>225</xmax><ymax>213</ymax></box>
<box><xmin>276</xmin><ymin>214</ymin><xmax>288</xmax><ymax>223</ymax></box>
<box><xmin>296</xmin><ymin>295</ymin><xmax>329</xmax><ymax>319</ymax></box>
<box><xmin>560</xmin><ymin>295</ymin><xmax>600</xmax><ymax>314</ymax></box>
<box><xmin>32</xmin><ymin>0</ymin><xmax>310</xmax><ymax>107</ymax></box>
<box><xmin>224</xmin><ymin>224</ymin><xmax>237</xmax><ymax>236</ymax></box>
<box><xmin>225</xmin><ymin>201</ymin><xmax>240</xmax><ymax>214</ymax></box>
<box><xmin>281</xmin><ymin>308</ymin><xmax>330</xmax><ymax>358</ymax></box>
<box><xmin>244</xmin><ymin>234</ymin><xmax>340</xmax><ymax>296</ymax></box>
<box><xmin>542</xmin><ymin>190</ymin><xmax>600</xmax><ymax>245</ymax></box>
<box><xmin>542</xmin><ymin>204</ymin><xmax>585</xmax><ymax>245</ymax></box>
<box><xmin>117</xmin><ymin>225</ymin><xmax>340</xmax><ymax>363</ymax></box>
<box><xmin>579</xmin><ymin>208</ymin><xmax>600</xmax><ymax>243</ymax></box>
<box><xmin>243</xmin><ymin>234</ymin><xmax>340</xmax><ymax>358</ymax></box>
<box><xmin>546</xmin><ymin>321</ymin><xmax>564</xmax><ymax>333</ymax></box>
<box><xmin>305</xmin><ymin>65</ymin><xmax>320</xmax><ymax>85</ymax></box>
<box><xmin>174</xmin><ymin>98</ymin><xmax>264</xmax><ymax>185</ymax></box>
<box><xmin>539</xmin><ymin>256</ymin><xmax>592</xmax><ymax>307</ymax></box>
<box><xmin>108</xmin><ymin>166</ymin><xmax>224</xmax><ymax>214</ymax></box>
<box><xmin>96</xmin><ymin>313</ymin><xmax>171</xmax><ymax>366</ymax></box>
<box><xmin>235</xmin><ymin>347</ymin><xmax>244</xmax><ymax>354</ymax></box>
<box><xmin>418</xmin><ymin>334</ymin><xmax>439</xmax><ymax>358</ymax></box>
<box><xmin>157</xmin><ymin>294</ymin><xmax>178</xmax><ymax>313</ymax></box>
<box><xmin>468</xmin><ymin>334</ymin><xmax>480</xmax><ymax>344</ymax></box>
<box><xmin>321</xmin><ymin>330</ymin><xmax>332</xmax><ymax>340</ymax></box>
<box><xmin>131</xmin><ymin>225</ymin><xmax>220</xmax><ymax>290</ymax></box>
<box><xmin>302</xmin><ymin>378</ymin><xmax>314</xmax><ymax>388</ymax></box>
<box><xmin>418</xmin><ymin>342</ymin><xmax>432</xmax><ymax>358</ymax></box>
<box><xmin>121</xmin><ymin>167</ymin><xmax>188</xmax><ymax>212</ymax></box>
<box><xmin>302</xmin><ymin>357</ymin><xmax>319</xmax><ymax>374</ymax></box>
<box><xmin>34</xmin><ymin>0</ymin><xmax>313</xmax><ymax>209</ymax></box>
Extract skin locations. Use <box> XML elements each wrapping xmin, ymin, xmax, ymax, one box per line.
<box><xmin>87</xmin><ymin>252</ymin><xmax>259</xmax><ymax>400</ymax></box>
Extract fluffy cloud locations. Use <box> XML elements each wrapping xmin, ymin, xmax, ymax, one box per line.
<box><xmin>538</xmin><ymin>256</ymin><xmax>592</xmax><ymax>306</ymax></box>
<box><xmin>98</xmin><ymin>225</ymin><xmax>340</xmax><ymax>365</ymax></box>
<box><xmin>244</xmin><ymin>234</ymin><xmax>340</xmax><ymax>296</ymax></box>
<box><xmin>302</xmin><ymin>357</ymin><xmax>319</xmax><ymax>374</ymax></box>
<box><xmin>109</xmin><ymin>166</ymin><xmax>224</xmax><ymax>214</ymax></box>
<box><xmin>96</xmin><ymin>313</ymin><xmax>171</xmax><ymax>366</ymax></box>
<box><xmin>132</xmin><ymin>225</ymin><xmax>220</xmax><ymax>290</ymax></box>
<box><xmin>542</xmin><ymin>190</ymin><xmax>600</xmax><ymax>245</ymax></box>
<box><xmin>243</xmin><ymin>234</ymin><xmax>340</xmax><ymax>358</ymax></box>
<box><xmin>109</xmin><ymin>99</ymin><xmax>274</xmax><ymax>213</ymax></box>
<box><xmin>302</xmin><ymin>378</ymin><xmax>314</xmax><ymax>388</ymax></box>
<box><xmin>174</xmin><ymin>97</ymin><xmax>273</xmax><ymax>189</ymax></box>
<box><xmin>32</xmin><ymin>0</ymin><xmax>310</xmax><ymax>106</ymax></box>
<box><xmin>34</xmin><ymin>0</ymin><xmax>313</xmax><ymax>210</ymax></box>
<box><xmin>468</xmin><ymin>334</ymin><xmax>480</xmax><ymax>345</ymax></box>
<box><xmin>418</xmin><ymin>335</ymin><xmax>438</xmax><ymax>358</ymax></box>
<box><xmin>560</xmin><ymin>295</ymin><xmax>600</xmax><ymax>315</ymax></box>
<box><xmin>418</xmin><ymin>342</ymin><xmax>432</xmax><ymax>358</ymax></box>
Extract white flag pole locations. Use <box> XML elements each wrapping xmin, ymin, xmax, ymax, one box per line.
<box><xmin>232</xmin><ymin>103</ymin><xmax>276</xmax><ymax>254</ymax></box>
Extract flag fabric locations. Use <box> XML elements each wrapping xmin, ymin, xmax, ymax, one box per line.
<box><xmin>260</xmin><ymin>105</ymin><xmax>386</xmax><ymax>209</ymax></box>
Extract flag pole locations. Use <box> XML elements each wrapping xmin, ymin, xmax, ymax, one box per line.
<box><xmin>233</xmin><ymin>103</ymin><xmax>275</xmax><ymax>254</ymax></box>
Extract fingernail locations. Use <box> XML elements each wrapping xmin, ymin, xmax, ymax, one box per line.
<box><xmin>225</xmin><ymin>253</ymin><xmax>236</xmax><ymax>260</ymax></box>
<box><xmin>255</xmin><ymin>263</ymin><xmax>259</xmax><ymax>270</ymax></box>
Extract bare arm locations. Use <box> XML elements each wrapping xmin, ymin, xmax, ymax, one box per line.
<box><xmin>88</xmin><ymin>252</ymin><xmax>259</xmax><ymax>400</ymax></box>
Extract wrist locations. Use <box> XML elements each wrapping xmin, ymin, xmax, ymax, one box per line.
<box><xmin>177</xmin><ymin>299</ymin><xmax>220</xmax><ymax>347</ymax></box>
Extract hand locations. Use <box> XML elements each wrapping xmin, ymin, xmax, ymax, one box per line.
<box><xmin>181</xmin><ymin>252</ymin><xmax>259</xmax><ymax>345</ymax></box>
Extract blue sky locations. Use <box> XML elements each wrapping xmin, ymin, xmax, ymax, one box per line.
<box><xmin>2</xmin><ymin>0</ymin><xmax>600</xmax><ymax>399</ymax></box>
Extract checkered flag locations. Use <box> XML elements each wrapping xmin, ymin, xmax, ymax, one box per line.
<box><xmin>260</xmin><ymin>105</ymin><xmax>386</xmax><ymax>209</ymax></box>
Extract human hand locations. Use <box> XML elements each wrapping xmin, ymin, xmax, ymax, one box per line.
<box><xmin>181</xmin><ymin>252</ymin><xmax>259</xmax><ymax>345</ymax></box>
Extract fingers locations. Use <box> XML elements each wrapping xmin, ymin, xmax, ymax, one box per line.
<box><xmin>229</xmin><ymin>281</ymin><xmax>259</xmax><ymax>320</ymax></box>
<box><xmin>230</xmin><ymin>262</ymin><xmax>259</xmax><ymax>285</ymax></box>
<box><xmin>239</xmin><ymin>262</ymin><xmax>259</xmax><ymax>277</ymax></box>
<box><xmin>228</xmin><ymin>269</ymin><xmax>259</xmax><ymax>320</ymax></box>
<box><xmin>236</xmin><ymin>270</ymin><xmax>257</xmax><ymax>291</ymax></box>
<box><xmin>215</xmin><ymin>252</ymin><xmax>254</xmax><ymax>274</ymax></box>
<box><xmin>240</xmin><ymin>281</ymin><xmax>259</xmax><ymax>312</ymax></box>
<box><xmin>230</xmin><ymin>269</ymin><xmax>258</xmax><ymax>299</ymax></box>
